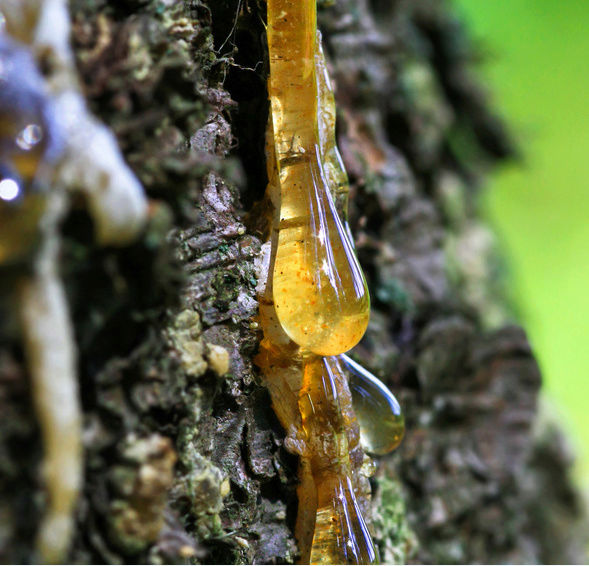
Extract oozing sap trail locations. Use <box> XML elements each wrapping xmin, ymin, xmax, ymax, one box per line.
<box><xmin>258</xmin><ymin>1</ymin><xmax>404</xmax><ymax>564</ymax></box>
<box><xmin>266</xmin><ymin>0</ymin><xmax>369</xmax><ymax>357</ymax></box>
<box><xmin>298</xmin><ymin>356</ymin><xmax>378</xmax><ymax>565</ymax></box>
<box><xmin>255</xmin><ymin>346</ymin><xmax>378</xmax><ymax>565</ymax></box>
<box><xmin>262</xmin><ymin>0</ymin><xmax>374</xmax><ymax>562</ymax></box>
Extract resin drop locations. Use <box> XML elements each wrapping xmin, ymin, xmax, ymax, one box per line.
<box><xmin>267</xmin><ymin>0</ymin><xmax>370</xmax><ymax>356</ymax></box>
<box><xmin>341</xmin><ymin>353</ymin><xmax>405</xmax><ymax>455</ymax></box>
<box><xmin>272</xmin><ymin>150</ymin><xmax>370</xmax><ymax>355</ymax></box>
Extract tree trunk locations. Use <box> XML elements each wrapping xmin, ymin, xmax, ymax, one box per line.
<box><xmin>0</xmin><ymin>0</ymin><xmax>587</xmax><ymax>564</ymax></box>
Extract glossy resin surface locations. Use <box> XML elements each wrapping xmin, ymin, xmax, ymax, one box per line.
<box><xmin>341</xmin><ymin>354</ymin><xmax>405</xmax><ymax>456</ymax></box>
<box><xmin>266</xmin><ymin>0</ymin><xmax>370</xmax><ymax>356</ymax></box>
<box><xmin>258</xmin><ymin>1</ymin><xmax>404</xmax><ymax>564</ymax></box>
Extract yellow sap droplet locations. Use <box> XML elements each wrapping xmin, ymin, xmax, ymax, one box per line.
<box><xmin>272</xmin><ymin>148</ymin><xmax>370</xmax><ymax>356</ymax></box>
<box><xmin>341</xmin><ymin>353</ymin><xmax>405</xmax><ymax>455</ymax></box>
<box><xmin>0</xmin><ymin>38</ymin><xmax>54</xmax><ymax>265</ymax></box>
<box><xmin>0</xmin><ymin>125</ymin><xmax>47</xmax><ymax>265</ymax></box>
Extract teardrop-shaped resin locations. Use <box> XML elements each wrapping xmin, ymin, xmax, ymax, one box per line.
<box><xmin>272</xmin><ymin>151</ymin><xmax>370</xmax><ymax>355</ymax></box>
<box><xmin>267</xmin><ymin>0</ymin><xmax>370</xmax><ymax>356</ymax></box>
<box><xmin>340</xmin><ymin>353</ymin><xmax>405</xmax><ymax>455</ymax></box>
<box><xmin>299</xmin><ymin>356</ymin><xmax>378</xmax><ymax>565</ymax></box>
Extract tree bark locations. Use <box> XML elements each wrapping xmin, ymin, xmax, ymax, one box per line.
<box><xmin>0</xmin><ymin>0</ymin><xmax>587</xmax><ymax>564</ymax></box>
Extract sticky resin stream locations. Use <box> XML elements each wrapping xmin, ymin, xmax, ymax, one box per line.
<box><xmin>256</xmin><ymin>1</ymin><xmax>405</xmax><ymax>564</ymax></box>
<box><xmin>264</xmin><ymin>0</ymin><xmax>369</xmax><ymax>356</ymax></box>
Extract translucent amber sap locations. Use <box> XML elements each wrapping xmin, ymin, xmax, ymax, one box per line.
<box><xmin>341</xmin><ymin>354</ymin><xmax>405</xmax><ymax>456</ymax></box>
<box><xmin>298</xmin><ymin>356</ymin><xmax>378</xmax><ymax>565</ymax></box>
<box><xmin>315</xmin><ymin>35</ymin><xmax>353</xmax><ymax>242</ymax></box>
<box><xmin>254</xmin><ymin>349</ymin><xmax>379</xmax><ymax>565</ymax></box>
<box><xmin>267</xmin><ymin>0</ymin><xmax>370</xmax><ymax>356</ymax></box>
<box><xmin>260</xmin><ymin>2</ymin><xmax>405</xmax><ymax>564</ymax></box>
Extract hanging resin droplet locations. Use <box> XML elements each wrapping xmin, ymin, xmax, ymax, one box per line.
<box><xmin>267</xmin><ymin>0</ymin><xmax>370</xmax><ymax>356</ymax></box>
<box><xmin>271</xmin><ymin>151</ymin><xmax>370</xmax><ymax>356</ymax></box>
<box><xmin>299</xmin><ymin>356</ymin><xmax>378</xmax><ymax>565</ymax></box>
<box><xmin>340</xmin><ymin>353</ymin><xmax>405</xmax><ymax>455</ymax></box>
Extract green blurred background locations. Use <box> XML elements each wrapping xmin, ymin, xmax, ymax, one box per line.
<box><xmin>452</xmin><ymin>0</ymin><xmax>589</xmax><ymax>486</ymax></box>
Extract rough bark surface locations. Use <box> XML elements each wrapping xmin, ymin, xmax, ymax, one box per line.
<box><xmin>0</xmin><ymin>0</ymin><xmax>587</xmax><ymax>564</ymax></box>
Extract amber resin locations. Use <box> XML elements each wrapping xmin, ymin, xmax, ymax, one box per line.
<box><xmin>266</xmin><ymin>0</ymin><xmax>370</xmax><ymax>356</ymax></box>
<box><xmin>298</xmin><ymin>356</ymin><xmax>378</xmax><ymax>565</ymax></box>
<box><xmin>259</xmin><ymin>1</ymin><xmax>406</xmax><ymax>564</ymax></box>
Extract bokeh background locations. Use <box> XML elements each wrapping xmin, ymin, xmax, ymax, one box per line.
<box><xmin>453</xmin><ymin>0</ymin><xmax>589</xmax><ymax>487</ymax></box>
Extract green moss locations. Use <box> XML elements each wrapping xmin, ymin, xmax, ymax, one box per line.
<box><xmin>212</xmin><ymin>271</ymin><xmax>240</xmax><ymax>309</ymax></box>
<box><xmin>376</xmin><ymin>278</ymin><xmax>414</xmax><ymax>313</ymax></box>
<box><xmin>106</xmin><ymin>436</ymin><xmax>177</xmax><ymax>554</ymax></box>
<box><xmin>372</xmin><ymin>476</ymin><xmax>418</xmax><ymax>565</ymax></box>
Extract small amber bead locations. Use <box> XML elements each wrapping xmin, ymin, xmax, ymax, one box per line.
<box><xmin>341</xmin><ymin>354</ymin><xmax>405</xmax><ymax>455</ymax></box>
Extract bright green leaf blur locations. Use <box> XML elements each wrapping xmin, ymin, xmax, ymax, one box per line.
<box><xmin>452</xmin><ymin>0</ymin><xmax>589</xmax><ymax>483</ymax></box>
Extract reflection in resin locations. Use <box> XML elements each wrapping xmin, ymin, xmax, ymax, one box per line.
<box><xmin>0</xmin><ymin>36</ymin><xmax>59</xmax><ymax>264</ymax></box>
<box><xmin>312</xmin><ymin>475</ymin><xmax>378</xmax><ymax>565</ymax></box>
<box><xmin>299</xmin><ymin>356</ymin><xmax>378</xmax><ymax>565</ymax></box>
<box><xmin>341</xmin><ymin>354</ymin><xmax>405</xmax><ymax>456</ymax></box>
<box><xmin>315</xmin><ymin>35</ymin><xmax>353</xmax><ymax>243</ymax></box>
<box><xmin>267</xmin><ymin>0</ymin><xmax>370</xmax><ymax>356</ymax></box>
<box><xmin>0</xmin><ymin>178</ymin><xmax>20</xmax><ymax>200</ymax></box>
